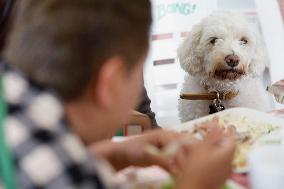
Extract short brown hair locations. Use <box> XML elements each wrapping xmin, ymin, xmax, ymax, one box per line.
<box><xmin>4</xmin><ymin>0</ymin><xmax>152</xmax><ymax>100</ymax></box>
<box><xmin>0</xmin><ymin>0</ymin><xmax>16</xmax><ymax>52</ymax></box>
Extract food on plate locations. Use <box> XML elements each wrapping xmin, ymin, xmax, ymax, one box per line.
<box><xmin>186</xmin><ymin>114</ymin><xmax>281</xmax><ymax>171</ymax></box>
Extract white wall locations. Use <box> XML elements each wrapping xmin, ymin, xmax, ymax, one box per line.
<box><xmin>255</xmin><ymin>0</ymin><xmax>284</xmax><ymax>83</ymax></box>
<box><xmin>255</xmin><ymin>0</ymin><xmax>284</xmax><ymax>109</ymax></box>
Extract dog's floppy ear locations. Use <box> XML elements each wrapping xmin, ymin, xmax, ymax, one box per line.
<box><xmin>178</xmin><ymin>24</ymin><xmax>203</xmax><ymax>75</ymax></box>
<box><xmin>248</xmin><ymin>30</ymin><xmax>269</xmax><ymax>77</ymax></box>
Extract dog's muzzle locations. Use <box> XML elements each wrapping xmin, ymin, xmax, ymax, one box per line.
<box><xmin>214</xmin><ymin>68</ymin><xmax>245</xmax><ymax>80</ymax></box>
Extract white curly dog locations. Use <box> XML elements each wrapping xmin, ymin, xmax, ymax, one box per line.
<box><xmin>178</xmin><ymin>11</ymin><xmax>274</xmax><ymax>122</ymax></box>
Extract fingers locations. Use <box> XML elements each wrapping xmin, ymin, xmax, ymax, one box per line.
<box><xmin>170</xmin><ymin>147</ymin><xmax>188</xmax><ymax>175</ymax></box>
<box><xmin>205</xmin><ymin>135</ymin><xmax>236</xmax><ymax>176</ymax></box>
<box><xmin>161</xmin><ymin>142</ymin><xmax>192</xmax><ymax>175</ymax></box>
<box><xmin>143</xmin><ymin>141</ymin><xmax>176</xmax><ymax>171</ymax></box>
<box><xmin>202</xmin><ymin>126</ymin><xmax>224</xmax><ymax>146</ymax></box>
<box><xmin>143</xmin><ymin>135</ymin><xmax>196</xmax><ymax>174</ymax></box>
<box><xmin>216</xmin><ymin>136</ymin><xmax>236</xmax><ymax>160</ymax></box>
<box><xmin>143</xmin><ymin>146</ymin><xmax>173</xmax><ymax>172</ymax></box>
<box><xmin>144</xmin><ymin>130</ymin><xmax>188</xmax><ymax>149</ymax></box>
<box><xmin>201</xmin><ymin>123</ymin><xmax>236</xmax><ymax>149</ymax></box>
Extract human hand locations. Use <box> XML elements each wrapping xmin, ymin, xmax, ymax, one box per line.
<box><xmin>175</xmin><ymin>127</ymin><xmax>236</xmax><ymax>189</ymax></box>
<box><xmin>90</xmin><ymin>130</ymin><xmax>194</xmax><ymax>172</ymax></box>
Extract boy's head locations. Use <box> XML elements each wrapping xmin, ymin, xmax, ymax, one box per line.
<box><xmin>0</xmin><ymin>0</ymin><xmax>16</xmax><ymax>52</ymax></box>
<box><xmin>4</xmin><ymin>0</ymin><xmax>152</xmax><ymax>137</ymax></box>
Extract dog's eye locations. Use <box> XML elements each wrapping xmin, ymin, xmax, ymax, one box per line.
<box><xmin>240</xmin><ymin>37</ymin><xmax>248</xmax><ymax>45</ymax></box>
<box><xmin>210</xmin><ymin>37</ymin><xmax>218</xmax><ymax>45</ymax></box>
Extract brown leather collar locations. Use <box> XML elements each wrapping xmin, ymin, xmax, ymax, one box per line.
<box><xmin>180</xmin><ymin>91</ymin><xmax>239</xmax><ymax>101</ymax></box>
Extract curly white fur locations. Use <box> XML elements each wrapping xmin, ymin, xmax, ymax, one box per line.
<box><xmin>178</xmin><ymin>11</ymin><xmax>274</xmax><ymax>122</ymax></box>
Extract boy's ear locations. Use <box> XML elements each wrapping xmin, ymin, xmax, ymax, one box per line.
<box><xmin>90</xmin><ymin>57</ymin><xmax>124</xmax><ymax>108</ymax></box>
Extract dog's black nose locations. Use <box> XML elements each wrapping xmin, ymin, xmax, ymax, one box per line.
<box><xmin>225</xmin><ymin>55</ymin><xmax>239</xmax><ymax>67</ymax></box>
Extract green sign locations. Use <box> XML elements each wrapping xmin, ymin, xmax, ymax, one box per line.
<box><xmin>156</xmin><ymin>2</ymin><xmax>197</xmax><ymax>20</ymax></box>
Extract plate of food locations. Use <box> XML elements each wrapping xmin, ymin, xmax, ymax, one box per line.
<box><xmin>169</xmin><ymin>107</ymin><xmax>284</xmax><ymax>173</ymax></box>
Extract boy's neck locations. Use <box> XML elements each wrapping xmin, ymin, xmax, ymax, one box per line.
<box><xmin>64</xmin><ymin>99</ymin><xmax>113</xmax><ymax>145</ymax></box>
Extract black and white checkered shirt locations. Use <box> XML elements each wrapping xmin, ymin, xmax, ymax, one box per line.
<box><xmin>0</xmin><ymin>61</ymin><xmax>109</xmax><ymax>189</ymax></box>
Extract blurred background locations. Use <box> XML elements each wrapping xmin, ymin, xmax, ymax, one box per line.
<box><xmin>144</xmin><ymin>0</ymin><xmax>284</xmax><ymax>127</ymax></box>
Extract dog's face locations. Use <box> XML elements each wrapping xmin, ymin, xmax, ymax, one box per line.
<box><xmin>178</xmin><ymin>11</ymin><xmax>268</xmax><ymax>81</ymax></box>
<box><xmin>201</xmin><ymin>21</ymin><xmax>255</xmax><ymax>81</ymax></box>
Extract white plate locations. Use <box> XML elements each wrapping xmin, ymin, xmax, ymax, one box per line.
<box><xmin>168</xmin><ymin>107</ymin><xmax>284</xmax><ymax>173</ymax></box>
<box><xmin>170</xmin><ymin>107</ymin><xmax>284</xmax><ymax>132</ymax></box>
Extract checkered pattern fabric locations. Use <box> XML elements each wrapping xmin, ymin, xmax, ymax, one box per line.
<box><xmin>0</xmin><ymin>61</ymin><xmax>109</xmax><ymax>189</ymax></box>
